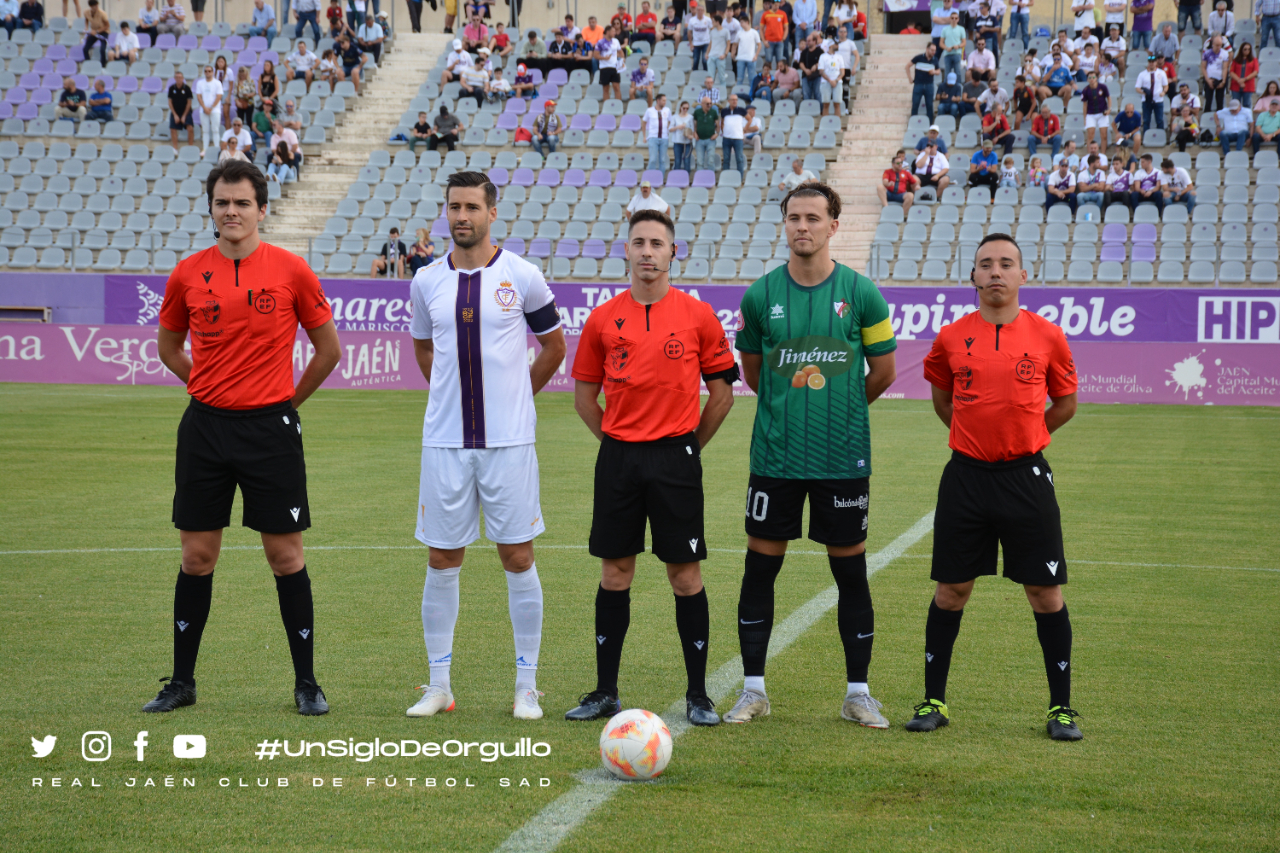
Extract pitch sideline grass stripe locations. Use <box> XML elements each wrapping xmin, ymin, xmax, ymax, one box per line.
<box><xmin>492</xmin><ymin>511</ymin><xmax>936</xmax><ymax>853</ymax></box>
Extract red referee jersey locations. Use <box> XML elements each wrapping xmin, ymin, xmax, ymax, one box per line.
<box><xmin>923</xmin><ymin>309</ymin><xmax>1077</xmax><ymax>462</ymax></box>
<box><xmin>159</xmin><ymin>242</ymin><xmax>332</xmax><ymax>410</ymax></box>
<box><xmin>572</xmin><ymin>287</ymin><xmax>736</xmax><ymax>443</ymax></box>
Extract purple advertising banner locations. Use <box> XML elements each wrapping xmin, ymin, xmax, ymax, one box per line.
<box><xmin>2</xmin><ymin>322</ymin><xmax>1277</xmax><ymax>405</ymax></box>
<box><xmin>103</xmin><ymin>276</ymin><xmax>1280</xmax><ymax>346</ymax></box>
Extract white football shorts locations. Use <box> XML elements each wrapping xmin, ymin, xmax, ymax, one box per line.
<box><xmin>416</xmin><ymin>444</ymin><xmax>546</xmax><ymax>549</ymax></box>
<box><xmin>1084</xmin><ymin>113</ymin><xmax>1109</xmax><ymax>129</ymax></box>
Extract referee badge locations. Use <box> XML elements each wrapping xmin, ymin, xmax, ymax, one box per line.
<box><xmin>1016</xmin><ymin>358</ymin><xmax>1036</xmax><ymax>381</ymax></box>
<box><xmin>200</xmin><ymin>301</ymin><xmax>220</xmax><ymax>324</ymax></box>
<box><xmin>494</xmin><ymin>281</ymin><xmax>517</xmax><ymax>311</ymax></box>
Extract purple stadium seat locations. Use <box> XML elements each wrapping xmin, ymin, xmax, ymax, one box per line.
<box><xmin>137</xmin><ymin>33</ymin><xmax>152</xmax><ymax>48</ymax></box>
<box><xmin>247</xmin><ymin>36</ymin><xmax>269</xmax><ymax>51</ymax></box>
<box><xmin>166</xmin><ymin>34</ymin><xmax>188</xmax><ymax>50</ymax></box>
<box><xmin>570</xmin><ymin>113</ymin><xmax>592</xmax><ymax>130</ymax></box>
<box><xmin>239</xmin><ymin>50</ymin><xmax>259</xmax><ymax>67</ymax></box>
<box><xmin>555</xmin><ymin>239</ymin><xmax>580</xmax><ymax>258</ymax></box>
<box><xmin>1131</xmin><ymin>223</ymin><xmax>1157</xmax><ymax>243</ymax></box>
<box><xmin>69</xmin><ymin>45</ymin><xmax>85</xmax><ymax>62</ymax></box>
<box><xmin>537</xmin><ymin>168</ymin><xmax>561</xmax><ymax>186</ymax></box>
<box><xmin>641</xmin><ymin>170</ymin><xmax>663</xmax><ymax>186</ymax></box>
<box><xmin>56</xmin><ymin>59</ymin><xmax>78</xmax><ymax>76</ymax></box>
<box><xmin>692</xmin><ymin>170</ymin><xmax>717</xmax><ymax>188</ymax></box>
<box><xmin>609</xmin><ymin>239</ymin><xmax>626</xmax><ymax>258</ymax></box>
<box><xmin>47</xmin><ymin>45</ymin><xmax>67</xmax><ymax>61</ymax></box>
<box><xmin>5</xmin><ymin>88</ymin><xmax>27</xmax><ymax>105</ymax></box>
<box><xmin>487</xmin><ymin>167</ymin><xmax>510</xmax><ymax>186</ymax></box>
<box><xmin>30</xmin><ymin>89</ymin><xmax>52</xmax><ymax>106</ymax></box>
<box><xmin>263</xmin><ymin>51</ymin><xmax>280</xmax><ymax>65</ymax></box>
<box><xmin>73</xmin><ymin>74</ymin><xmax>90</xmax><ymax>90</ymax></box>
<box><xmin>226</xmin><ymin>36</ymin><xmax>245</xmax><ymax>51</ymax></box>
<box><xmin>142</xmin><ymin>77</ymin><xmax>165</xmax><ymax>95</ymax></box>
<box><xmin>563</xmin><ymin>169</ymin><xmax>586</xmax><ymax>187</ymax></box>
<box><xmin>675</xmin><ymin>240</ymin><xmax>689</xmax><ymax>260</ymax></box>
<box><xmin>510</xmin><ymin>168</ymin><xmax>535</xmax><ymax>187</ymax></box>
<box><xmin>1102</xmin><ymin>223</ymin><xmax>1127</xmax><ymax>244</ymax></box>
<box><xmin>546</xmin><ymin>68</ymin><xmax>568</xmax><ymax>86</ymax></box>
<box><xmin>1100</xmin><ymin>244</ymin><xmax>1127</xmax><ymax>262</ymax></box>
<box><xmin>0</xmin><ymin>103</ymin><xmax>11</xmax><ymax>119</ymax></box>
<box><xmin>666</xmin><ymin>170</ymin><xmax>690</xmax><ymax>188</ymax></box>
<box><xmin>116</xmin><ymin>76</ymin><xmax>139</xmax><ymax>93</ymax></box>
<box><xmin>33</xmin><ymin>59</ymin><xmax>54</xmax><ymax>76</ymax></box>
<box><xmin>41</xmin><ymin>72</ymin><xmax>62</xmax><ymax>88</ymax></box>
<box><xmin>539</xmin><ymin>83</ymin><xmax>558</xmax><ymax>99</ymax></box>
<box><xmin>201</xmin><ymin>36</ymin><xmax>222</xmax><ymax>50</ymax></box>
<box><xmin>16</xmin><ymin>102</ymin><xmax>37</xmax><ymax>119</ymax></box>
<box><xmin>619</xmin><ymin>115</ymin><xmax>642</xmax><ymax>132</ymax></box>
<box><xmin>528</xmin><ymin>238</ymin><xmax>552</xmax><ymax>258</ymax></box>
<box><xmin>20</xmin><ymin>72</ymin><xmax>39</xmax><ymax>88</ymax></box>
<box><xmin>1131</xmin><ymin>244</ymin><xmax>1157</xmax><ymax>263</ymax></box>
<box><xmin>594</xmin><ymin>114</ymin><xmax>617</xmax><ymax>130</ymax></box>
<box><xmin>430</xmin><ymin>217</ymin><xmax>450</xmax><ymax>238</ymax></box>
<box><xmin>582</xmin><ymin>239</ymin><xmax>607</xmax><ymax>259</ymax></box>
<box><xmin>503</xmin><ymin>237</ymin><xmax>527</xmax><ymax>255</ymax></box>
<box><xmin>615</xmin><ymin>169</ymin><xmax>638</xmax><ymax>188</ymax></box>
<box><xmin>496</xmin><ymin>112</ymin><xmax>518</xmax><ymax>130</ymax></box>
<box><xmin>588</xmin><ymin>169</ymin><xmax>612</xmax><ymax>187</ymax></box>
<box><xmin>521</xmin><ymin>112</ymin><xmax>538</xmax><ymax>129</ymax></box>
<box><xmin>504</xmin><ymin>98</ymin><xmax>526</xmax><ymax>113</ymax></box>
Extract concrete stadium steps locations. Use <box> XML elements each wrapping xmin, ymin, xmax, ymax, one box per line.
<box><xmin>264</xmin><ymin>32</ymin><xmax>450</xmax><ymax>255</ymax></box>
<box><xmin>825</xmin><ymin>34</ymin><xmax>929</xmax><ymax>275</ymax></box>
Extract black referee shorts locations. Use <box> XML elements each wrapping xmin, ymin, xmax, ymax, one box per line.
<box><xmin>173</xmin><ymin>399</ymin><xmax>311</xmax><ymax>535</ymax></box>
<box><xmin>589</xmin><ymin>432</ymin><xmax>708</xmax><ymax>565</ymax></box>
<box><xmin>931</xmin><ymin>451</ymin><xmax>1066</xmax><ymax>587</ymax></box>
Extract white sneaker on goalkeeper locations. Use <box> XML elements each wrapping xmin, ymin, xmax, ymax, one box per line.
<box><xmin>513</xmin><ymin>688</ymin><xmax>544</xmax><ymax>720</ymax></box>
<box><xmin>841</xmin><ymin>691</ymin><xmax>890</xmax><ymax>728</ymax></box>
<box><xmin>722</xmin><ymin>688</ymin><xmax>771</xmax><ymax>723</ymax></box>
<box><xmin>407</xmin><ymin>684</ymin><xmax>455</xmax><ymax>717</ymax></box>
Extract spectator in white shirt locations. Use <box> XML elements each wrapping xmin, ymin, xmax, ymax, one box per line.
<box><xmin>221</xmin><ymin>117</ymin><xmax>254</xmax><ymax>159</ymax></box>
<box><xmin>356</xmin><ymin>17</ymin><xmax>384</xmax><ymax>63</ymax></box>
<box><xmin>976</xmin><ymin>79</ymin><xmax>1009</xmax><ymax>114</ymax></box>
<box><xmin>249</xmin><ymin>0</ymin><xmax>277</xmax><ymax>42</ymax></box>
<box><xmin>156</xmin><ymin>0</ymin><xmax>185</xmax><ymax>36</ymax></box>
<box><xmin>1076</xmin><ymin>154</ymin><xmax>1107</xmax><ymax>205</ymax></box>
<box><xmin>624</xmin><ymin>180</ymin><xmax>671</xmax><ymax>220</ymax></box>
<box><xmin>1206</xmin><ymin>1</ymin><xmax>1234</xmax><ymax>40</ymax></box>
<box><xmin>1135</xmin><ymin>54</ymin><xmax>1168</xmax><ymax>131</ymax></box>
<box><xmin>218</xmin><ymin>137</ymin><xmax>249</xmax><ymax>162</ymax></box>
<box><xmin>913</xmin><ymin>141</ymin><xmax>951</xmax><ymax>193</ymax></box>
<box><xmin>687</xmin><ymin>6</ymin><xmax>712</xmax><ymax>72</ymax></box>
<box><xmin>1172</xmin><ymin>82</ymin><xmax>1202</xmax><ymax>121</ymax></box>
<box><xmin>1160</xmin><ymin>157</ymin><xmax>1197</xmax><ymax>212</ymax></box>
<box><xmin>1104</xmin><ymin>157</ymin><xmax>1134</xmax><ymax>207</ymax></box>
<box><xmin>194</xmin><ymin>65</ymin><xmax>223</xmax><ymax>151</ymax></box>
<box><xmin>734</xmin><ymin>17</ymin><xmax>762</xmax><ymax>86</ymax></box>
<box><xmin>287</xmin><ymin>40</ymin><xmax>319</xmax><ymax>86</ymax></box>
<box><xmin>966</xmin><ymin>37</ymin><xmax>996</xmax><ymax>81</ymax></box>
<box><xmin>108</xmin><ymin>22</ymin><xmax>140</xmax><ymax>64</ymax></box>
<box><xmin>1201</xmin><ymin>34</ymin><xmax>1232</xmax><ymax>112</ymax></box>
<box><xmin>1072</xmin><ymin>26</ymin><xmax>1099</xmax><ymax>56</ymax></box>
<box><xmin>1045</xmin><ymin>159</ymin><xmax>1078</xmax><ymax>212</ymax></box>
<box><xmin>1071</xmin><ymin>0</ymin><xmax>1095</xmax><ymax>34</ymax></box>
<box><xmin>779</xmin><ymin>157</ymin><xmax>817</xmax><ymax>191</ymax></box>
<box><xmin>1100</xmin><ymin>25</ymin><xmax>1127</xmax><ymax>74</ymax></box>
<box><xmin>643</xmin><ymin>93</ymin><xmax>672</xmax><ymax>175</ymax></box>
<box><xmin>440</xmin><ymin>39</ymin><xmax>472</xmax><ymax>85</ymax></box>
<box><xmin>818</xmin><ymin>41</ymin><xmax>844</xmax><ymax>115</ymax></box>
<box><xmin>744</xmin><ymin>105</ymin><xmax>763</xmax><ymax>155</ymax></box>
<box><xmin>1132</xmin><ymin>153</ymin><xmax>1165</xmax><ymax>213</ymax></box>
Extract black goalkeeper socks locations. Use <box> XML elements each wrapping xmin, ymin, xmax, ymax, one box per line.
<box><xmin>674</xmin><ymin>588</ymin><xmax>710</xmax><ymax>698</ymax></box>
<box><xmin>738</xmin><ymin>550</ymin><xmax>785</xmax><ymax>678</ymax></box>
<box><xmin>1034</xmin><ymin>604</ymin><xmax>1073</xmax><ymax>708</ymax></box>
<box><xmin>829</xmin><ymin>553</ymin><xmax>874</xmax><ymax>683</ymax></box>
<box><xmin>923</xmin><ymin>599</ymin><xmax>964</xmax><ymax>704</ymax></box>
<box><xmin>172</xmin><ymin>568</ymin><xmax>213</xmax><ymax>685</ymax></box>
<box><xmin>275</xmin><ymin>567</ymin><xmax>316</xmax><ymax>687</ymax></box>
<box><xmin>594</xmin><ymin>585</ymin><xmax>631</xmax><ymax>697</ymax></box>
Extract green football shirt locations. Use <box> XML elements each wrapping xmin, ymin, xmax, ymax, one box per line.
<box><xmin>736</xmin><ymin>262</ymin><xmax>897</xmax><ymax>480</ymax></box>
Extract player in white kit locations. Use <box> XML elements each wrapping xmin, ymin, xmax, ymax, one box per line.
<box><xmin>406</xmin><ymin>170</ymin><xmax>567</xmax><ymax>720</ymax></box>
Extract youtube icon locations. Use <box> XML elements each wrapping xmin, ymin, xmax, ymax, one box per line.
<box><xmin>173</xmin><ymin>735</ymin><xmax>206</xmax><ymax>759</ymax></box>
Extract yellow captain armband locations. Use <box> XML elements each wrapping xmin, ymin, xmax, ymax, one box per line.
<box><xmin>860</xmin><ymin>317</ymin><xmax>895</xmax><ymax>347</ymax></box>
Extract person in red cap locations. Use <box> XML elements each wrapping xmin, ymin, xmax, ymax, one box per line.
<box><xmin>532</xmin><ymin>98</ymin><xmax>562</xmax><ymax>156</ymax></box>
<box><xmin>513</xmin><ymin>62</ymin><xmax>537</xmax><ymax>100</ymax></box>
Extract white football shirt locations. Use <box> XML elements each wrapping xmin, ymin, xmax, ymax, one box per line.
<box><xmin>409</xmin><ymin>248</ymin><xmax>561</xmax><ymax>449</ymax></box>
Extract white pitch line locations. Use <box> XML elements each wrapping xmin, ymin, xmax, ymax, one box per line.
<box><xmin>492</xmin><ymin>511</ymin><xmax>936</xmax><ymax>853</ymax></box>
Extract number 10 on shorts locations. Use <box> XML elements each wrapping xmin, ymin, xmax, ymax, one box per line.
<box><xmin>746</xmin><ymin>488</ymin><xmax>769</xmax><ymax>522</ymax></box>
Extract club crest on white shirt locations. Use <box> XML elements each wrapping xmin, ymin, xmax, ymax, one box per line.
<box><xmin>494</xmin><ymin>280</ymin><xmax>517</xmax><ymax>311</ymax></box>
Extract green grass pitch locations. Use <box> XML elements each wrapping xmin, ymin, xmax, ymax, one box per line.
<box><xmin>1</xmin><ymin>384</ymin><xmax>1278</xmax><ymax>852</ymax></box>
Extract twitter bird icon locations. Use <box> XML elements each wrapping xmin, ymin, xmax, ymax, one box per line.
<box><xmin>31</xmin><ymin>736</ymin><xmax>57</xmax><ymax>758</ymax></box>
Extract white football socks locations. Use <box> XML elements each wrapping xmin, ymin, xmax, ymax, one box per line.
<box><xmin>506</xmin><ymin>564</ymin><xmax>543</xmax><ymax>692</ymax></box>
<box><xmin>847</xmin><ymin>681</ymin><xmax>869</xmax><ymax>698</ymax></box>
<box><xmin>422</xmin><ymin>566</ymin><xmax>460</xmax><ymax>693</ymax></box>
<box><xmin>744</xmin><ymin>676</ymin><xmax>766</xmax><ymax>694</ymax></box>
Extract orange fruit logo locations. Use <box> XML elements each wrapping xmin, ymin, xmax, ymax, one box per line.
<box><xmin>807</xmin><ymin>373</ymin><xmax>826</xmax><ymax>390</ymax></box>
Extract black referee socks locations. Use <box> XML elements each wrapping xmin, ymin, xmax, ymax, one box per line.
<box><xmin>275</xmin><ymin>567</ymin><xmax>316</xmax><ymax>687</ymax></box>
<box><xmin>924</xmin><ymin>600</ymin><xmax>964</xmax><ymax>703</ymax></box>
<box><xmin>1034</xmin><ymin>604</ymin><xmax>1073</xmax><ymax>709</ymax></box>
<box><xmin>674</xmin><ymin>588</ymin><xmax>710</xmax><ymax>699</ymax></box>
<box><xmin>594</xmin><ymin>585</ymin><xmax>630</xmax><ymax>697</ymax></box>
<box><xmin>172</xmin><ymin>568</ymin><xmax>213</xmax><ymax>685</ymax></box>
<box><xmin>739</xmin><ymin>550</ymin><xmax>785</xmax><ymax>678</ymax></box>
<box><xmin>829</xmin><ymin>553</ymin><xmax>874</xmax><ymax>683</ymax></box>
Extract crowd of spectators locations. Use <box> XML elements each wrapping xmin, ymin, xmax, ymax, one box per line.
<box><xmin>887</xmin><ymin>0</ymin><xmax>1280</xmax><ymax>214</ymax></box>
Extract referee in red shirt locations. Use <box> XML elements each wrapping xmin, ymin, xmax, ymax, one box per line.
<box><xmin>564</xmin><ymin>209</ymin><xmax>739</xmax><ymax>727</ymax></box>
<box><xmin>144</xmin><ymin>160</ymin><xmax>341</xmax><ymax>716</ymax></box>
<box><xmin>906</xmin><ymin>233</ymin><xmax>1084</xmax><ymax>741</ymax></box>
